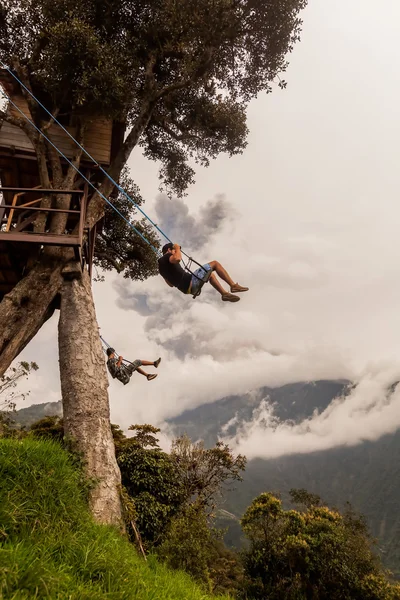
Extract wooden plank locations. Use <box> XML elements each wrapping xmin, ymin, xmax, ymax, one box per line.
<box><xmin>0</xmin><ymin>232</ymin><xmax>81</xmax><ymax>246</ymax></box>
<box><xmin>13</xmin><ymin>212</ymin><xmax>37</xmax><ymax>232</ymax></box>
<box><xmin>1</xmin><ymin>205</ymin><xmax>81</xmax><ymax>214</ymax></box>
<box><xmin>6</xmin><ymin>193</ymin><xmax>18</xmax><ymax>231</ymax></box>
<box><xmin>0</xmin><ymin>101</ymin><xmax>112</xmax><ymax>163</ymax></box>
<box><xmin>78</xmin><ymin>183</ymin><xmax>88</xmax><ymax>245</ymax></box>
<box><xmin>0</xmin><ymin>187</ymin><xmax>84</xmax><ymax>194</ymax></box>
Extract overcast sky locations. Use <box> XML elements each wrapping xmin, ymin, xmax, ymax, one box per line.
<box><xmin>14</xmin><ymin>0</ymin><xmax>400</xmax><ymax>457</ymax></box>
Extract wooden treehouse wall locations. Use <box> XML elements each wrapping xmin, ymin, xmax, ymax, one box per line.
<box><xmin>0</xmin><ymin>95</ymin><xmax>113</xmax><ymax>166</ymax></box>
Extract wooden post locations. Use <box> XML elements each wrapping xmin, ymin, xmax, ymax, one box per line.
<box><xmin>78</xmin><ymin>183</ymin><xmax>89</xmax><ymax>247</ymax></box>
<box><xmin>0</xmin><ymin>194</ymin><xmax>5</xmax><ymax>228</ymax></box>
<box><xmin>5</xmin><ymin>185</ymin><xmax>42</xmax><ymax>231</ymax></box>
<box><xmin>5</xmin><ymin>192</ymin><xmax>20</xmax><ymax>231</ymax></box>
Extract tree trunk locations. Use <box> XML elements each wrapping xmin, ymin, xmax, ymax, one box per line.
<box><xmin>58</xmin><ymin>266</ymin><xmax>122</xmax><ymax>525</ymax></box>
<box><xmin>0</xmin><ymin>260</ymin><xmax>62</xmax><ymax>377</ymax></box>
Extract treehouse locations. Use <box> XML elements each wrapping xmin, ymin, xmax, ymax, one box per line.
<box><xmin>0</xmin><ymin>69</ymin><xmax>124</xmax><ymax>300</ymax></box>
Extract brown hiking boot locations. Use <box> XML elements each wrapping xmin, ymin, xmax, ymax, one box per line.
<box><xmin>221</xmin><ymin>293</ymin><xmax>240</xmax><ymax>303</ymax></box>
<box><xmin>231</xmin><ymin>283</ymin><xmax>249</xmax><ymax>293</ymax></box>
<box><xmin>147</xmin><ymin>374</ymin><xmax>158</xmax><ymax>381</ymax></box>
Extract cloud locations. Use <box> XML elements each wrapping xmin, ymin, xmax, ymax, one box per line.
<box><xmin>222</xmin><ymin>365</ymin><xmax>400</xmax><ymax>459</ymax></box>
<box><xmin>10</xmin><ymin>0</ymin><xmax>400</xmax><ymax>463</ymax></box>
<box><xmin>154</xmin><ymin>193</ymin><xmax>235</xmax><ymax>251</ymax></box>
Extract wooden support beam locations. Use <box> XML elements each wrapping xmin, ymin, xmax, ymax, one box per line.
<box><xmin>0</xmin><ymin>187</ymin><xmax>84</xmax><ymax>194</ymax></box>
<box><xmin>13</xmin><ymin>212</ymin><xmax>38</xmax><ymax>232</ymax></box>
<box><xmin>6</xmin><ymin>193</ymin><xmax>19</xmax><ymax>232</ymax></box>
<box><xmin>1</xmin><ymin>205</ymin><xmax>81</xmax><ymax>214</ymax></box>
<box><xmin>78</xmin><ymin>182</ymin><xmax>89</xmax><ymax>246</ymax></box>
<box><xmin>0</xmin><ymin>232</ymin><xmax>81</xmax><ymax>246</ymax></box>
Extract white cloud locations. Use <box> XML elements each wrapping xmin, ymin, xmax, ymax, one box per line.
<box><xmin>10</xmin><ymin>0</ymin><xmax>400</xmax><ymax>461</ymax></box>
<box><xmin>222</xmin><ymin>366</ymin><xmax>400</xmax><ymax>459</ymax></box>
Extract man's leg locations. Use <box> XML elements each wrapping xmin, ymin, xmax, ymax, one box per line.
<box><xmin>208</xmin><ymin>273</ymin><xmax>240</xmax><ymax>302</ymax></box>
<box><xmin>136</xmin><ymin>367</ymin><xmax>157</xmax><ymax>381</ymax></box>
<box><xmin>136</xmin><ymin>367</ymin><xmax>150</xmax><ymax>377</ymax></box>
<box><xmin>209</xmin><ymin>272</ymin><xmax>229</xmax><ymax>295</ymax></box>
<box><xmin>140</xmin><ymin>360</ymin><xmax>158</xmax><ymax>366</ymax></box>
<box><xmin>208</xmin><ymin>261</ymin><xmax>235</xmax><ymax>287</ymax></box>
<box><xmin>208</xmin><ymin>260</ymin><xmax>248</xmax><ymax>293</ymax></box>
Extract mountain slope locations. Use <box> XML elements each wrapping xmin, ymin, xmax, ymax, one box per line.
<box><xmin>167</xmin><ymin>380</ymin><xmax>400</xmax><ymax>577</ymax></box>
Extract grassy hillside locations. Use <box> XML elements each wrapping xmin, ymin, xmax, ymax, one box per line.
<box><xmin>0</xmin><ymin>437</ymin><xmax>229</xmax><ymax>600</ymax></box>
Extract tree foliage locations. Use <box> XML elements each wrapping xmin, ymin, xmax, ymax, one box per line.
<box><xmin>171</xmin><ymin>434</ymin><xmax>246</xmax><ymax>513</ymax></box>
<box><xmin>30</xmin><ymin>415</ymin><xmax>64</xmax><ymax>442</ymax></box>
<box><xmin>157</xmin><ymin>504</ymin><xmax>244</xmax><ymax>595</ymax></box>
<box><xmin>116</xmin><ymin>425</ymin><xmax>186</xmax><ymax>546</ymax></box>
<box><xmin>93</xmin><ymin>168</ymin><xmax>160</xmax><ymax>280</ymax></box>
<box><xmin>1</xmin><ymin>0</ymin><xmax>308</xmax><ymax>197</ymax></box>
<box><xmin>0</xmin><ymin>361</ymin><xmax>39</xmax><ymax>413</ymax></box>
<box><xmin>240</xmin><ymin>491</ymin><xmax>400</xmax><ymax>600</ymax></box>
<box><xmin>115</xmin><ymin>423</ymin><xmax>246</xmax><ymax>597</ymax></box>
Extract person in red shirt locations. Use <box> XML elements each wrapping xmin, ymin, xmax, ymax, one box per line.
<box><xmin>158</xmin><ymin>242</ymin><xmax>249</xmax><ymax>302</ymax></box>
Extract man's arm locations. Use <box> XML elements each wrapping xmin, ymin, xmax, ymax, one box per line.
<box><xmin>162</xmin><ymin>277</ymin><xmax>174</xmax><ymax>287</ymax></box>
<box><xmin>169</xmin><ymin>243</ymin><xmax>182</xmax><ymax>264</ymax></box>
<box><xmin>117</xmin><ymin>356</ymin><xmax>123</xmax><ymax>367</ymax></box>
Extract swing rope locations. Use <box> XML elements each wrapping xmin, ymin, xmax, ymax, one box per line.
<box><xmin>100</xmin><ymin>334</ymin><xmax>134</xmax><ymax>364</ymax></box>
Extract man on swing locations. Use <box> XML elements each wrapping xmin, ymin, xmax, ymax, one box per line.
<box><xmin>106</xmin><ymin>348</ymin><xmax>161</xmax><ymax>384</ymax></box>
<box><xmin>158</xmin><ymin>242</ymin><xmax>249</xmax><ymax>302</ymax></box>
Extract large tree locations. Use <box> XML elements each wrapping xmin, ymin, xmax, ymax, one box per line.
<box><xmin>0</xmin><ymin>0</ymin><xmax>307</xmax><ymax>524</ymax></box>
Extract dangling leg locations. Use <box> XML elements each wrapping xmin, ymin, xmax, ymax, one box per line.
<box><xmin>209</xmin><ymin>273</ymin><xmax>240</xmax><ymax>303</ymax></box>
<box><xmin>136</xmin><ymin>367</ymin><xmax>158</xmax><ymax>381</ymax></box>
<box><xmin>208</xmin><ymin>261</ymin><xmax>249</xmax><ymax>294</ymax></box>
<box><xmin>209</xmin><ymin>273</ymin><xmax>229</xmax><ymax>295</ymax></box>
<box><xmin>139</xmin><ymin>359</ymin><xmax>161</xmax><ymax>367</ymax></box>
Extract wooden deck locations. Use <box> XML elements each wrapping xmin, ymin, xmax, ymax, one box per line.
<box><xmin>0</xmin><ymin>185</ymin><xmax>89</xmax><ymax>300</ymax></box>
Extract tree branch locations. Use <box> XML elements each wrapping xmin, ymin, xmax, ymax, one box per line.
<box><xmin>10</xmin><ymin>58</ymin><xmax>39</xmax><ymax>123</ymax></box>
<box><xmin>95</xmin><ymin>250</ymin><xmax>123</xmax><ymax>273</ymax></box>
<box><xmin>64</xmin><ymin>119</ymin><xmax>86</xmax><ymax>186</ymax></box>
<box><xmin>155</xmin><ymin>77</ymin><xmax>193</xmax><ymax>100</ymax></box>
<box><xmin>0</xmin><ymin>107</ymin><xmax>38</xmax><ymax>140</ymax></box>
<box><xmin>41</xmin><ymin>106</ymin><xmax>61</xmax><ymax>133</ymax></box>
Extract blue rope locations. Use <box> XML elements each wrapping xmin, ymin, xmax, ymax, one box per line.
<box><xmin>0</xmin><ymin>62</ymin><xmax>172</xmax><ymax>245</ymax></box>
<box><xmin>100</xmin><ymin>335</ymin><xmax>111</xmax><ymax>349</ymax></box>
<box><xmin>100</xmin><ymin>334</ymin><xmax>132</xmax><ymax>364</ymax></box>
<box><xmin>0</xmin><ymin>85</ymin><xmax>160</xmax><ymax>255</ymax></box>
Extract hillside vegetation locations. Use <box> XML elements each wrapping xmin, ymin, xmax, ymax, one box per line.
<box><xmin>0</xmin><ymin>437</ymin><xmax>228</xmax><ymax>600</ymax></box>
<box><xmin>168</xmin><ymin>380</ymin><xmax>400</xmax><ymax>577</ymax></box>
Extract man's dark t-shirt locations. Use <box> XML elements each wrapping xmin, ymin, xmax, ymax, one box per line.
<box><xmin>158</xmin><ymin>254</ymin><xmax>191</xmax><ymax>293</ymax></box>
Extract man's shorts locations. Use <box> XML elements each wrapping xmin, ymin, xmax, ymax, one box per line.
<box><xmin>125</xmin><ymin>359</ymin><xmax>142</xmax><ymax>377</ymax></box>
<box><xmin>190</xmin><ymin>263</ymin><xmax>213</xmax><ymax>296</ymax></box>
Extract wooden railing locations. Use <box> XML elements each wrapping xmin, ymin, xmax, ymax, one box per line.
<box><xmin>0</xmin><ymin>186</ymin><xmax>87</xmax><ymax>248</ymax></box>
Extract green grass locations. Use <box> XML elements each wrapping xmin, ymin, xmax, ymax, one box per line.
<box><xmin>0</xmin><ymin>438</ymin><xmax>229</xmax><ymax>599</ymax></box>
